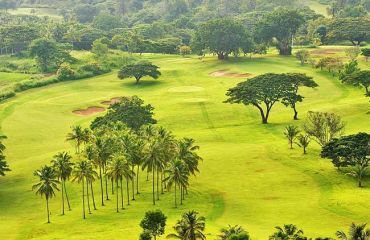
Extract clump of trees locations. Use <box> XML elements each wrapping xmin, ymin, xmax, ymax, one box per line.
<box><xmin>225</xmin><ymin>73</ymin><xmax>318</xmax><ymax>124</ymax></box>
<box><xmin>32</xmin><ymin>96</ymin><xmax>203</xmax><ymax>223</ymax></box>
<box><xmin>321</xmin><ymin>132</ymin><xmax>370</xmax><ymax>187</ymax></box>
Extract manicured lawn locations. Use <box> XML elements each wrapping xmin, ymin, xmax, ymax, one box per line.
<box><xmin>0</xmin><ymin>49</ymin><xmax>369</xmax><ymax>240</ymax></box>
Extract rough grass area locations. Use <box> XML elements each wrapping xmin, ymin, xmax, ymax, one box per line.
<box><xmin>0</xmin><ymin>51</ymin><xmax>369</xmax><ymax>240</ymax></box>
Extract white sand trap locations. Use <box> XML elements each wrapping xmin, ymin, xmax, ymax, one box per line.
<box><xmin>168</xmin><ymin>86</ymin><xmax>204</xmax><ymax>93</ymax></box>
<box><xmin>183</xmin><ymin>98</ymin><xmax>208</xmax><ymax>103</ymax></box>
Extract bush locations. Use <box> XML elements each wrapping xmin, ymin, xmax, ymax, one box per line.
<box><xmin>0</xmin><ymin>90</ymin><xmax>16</xmax><ymax>102</ymax></box>
<box><xmin>79</xmin><ymin>62</ymin><xmax>107</xmax><ymax>75</ymax></box>
<box><xmin>179</xmin><ymin>45</ymin><xmax>191</xmax><ymax>56</ymax></box>
<box><xmin>57</xmin><ymin>63</ymin><xmax>75</xmax><ymax>80</ymax></box>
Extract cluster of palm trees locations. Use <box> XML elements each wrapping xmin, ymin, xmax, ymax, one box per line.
<box><xmin>32</xmin><ymin>123</ymin><xmax>202</xmax><ymax>222</ymax></box>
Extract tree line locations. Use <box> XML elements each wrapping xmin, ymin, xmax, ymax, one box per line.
<box><xmin>137</xmin><ymin>209</ymin><xmax>369</xmax><ymax>240</ymax></box>
<box><xmin>32</xmin><ymin>96</ymin><xmax>202</xmax><ymax>223</ymax></box>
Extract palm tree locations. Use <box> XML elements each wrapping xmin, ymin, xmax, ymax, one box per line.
<box><xmin>284</xmin><ymin>125</ymin><xmax>300</xmax><ymax>149</ymax></box>
<box><xmin>85</xmin><ymin>145</ymin><xmax>98</xmax><ymax>210</ymax></box>
<box><xmin>32</xmin><ymin>165</ymin><xmax>60</xmax><ymax>223</ymax></box>
<box><xmin>219</xmin><ymin>225</ymin><xmax>246</xmax><ymax>240</ymax></box>
<box><xmin>167</xmin><ymin>211</ymin><xmax>206</xmax><ymax>240</ymax></box>
<box><xmin>106</xmin><ymin>157</ymin><xmax>125</xmax><ymax>213</ymax></box>
<box><xmin>72</xmin><ymin>160</ymin><xmax>92</xmax><ymax>219</ymax></box>
<box><xmin>336</xmin><ymin>223</ymin><xmax>370</xmax><ymax>240</ymax></box>
<box><xmin>269</xmin><ymin>224</ymin><xmax>306</xmax><ymax>240</ymax></box>
<box><xmin>51</xmin><ymin>151</ymin><xmax>74</xmax><ymax>215</ymax></box>
<box><xmin>66</xmin><ymin>125</ymin><xmax>85</xmax><ymax>154</ymax></box>
<box><xmin>296</xmin><ymin>134</ymin><xmax>311</xmax><ymax>154</ymax></box>
<box><xmin>164</xmin><ymin>159</ymin><xmax>189</xmax><ymax>208</ymax></box>
<box><xmin>84</xmin><ymin>161</ymin><xmax>98</xmax><ymax>214</ymax></box>
<box><xmin>142</xmin><ymin>130</ymin><xmax>164</xmax><ymax>205</ymax></box>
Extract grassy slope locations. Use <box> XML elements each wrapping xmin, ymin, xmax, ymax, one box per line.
<box><xmin>306</xmin><ymin>0</ymin><xmax>329</xmax><ymax>17</ymax></box>
<box><xmin>0</xmin><ymin>49</ymin><xmax>369</xmax><ymax>240</ymax></box>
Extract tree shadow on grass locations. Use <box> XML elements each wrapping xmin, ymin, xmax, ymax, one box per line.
<box><xmin>121</xmin><ymin>80</ymin><xmax>163</xmax><ymax>89</ymax></box>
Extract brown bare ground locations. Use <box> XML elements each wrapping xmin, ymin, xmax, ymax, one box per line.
<box><xmin>101</xmin><ymin>97</ymin><xmax>122</xmax><ymax>105</ymax></box>
<box><xmin>73</xmin><ymin>106</ymin><xmax>105</xmax><ymax>116</ymax></box>
<box><xmin>310</xmin><ymin>48</ymin><xmax>343</xmax><ymax>55</ymax></box>
<box><xmin>210</xmin><ymin>70</ymin><xmax>252</xmax><ymax>78</ymax></box>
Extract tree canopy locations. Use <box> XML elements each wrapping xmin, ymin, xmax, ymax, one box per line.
<box><xmin>118</xmin><ymin>61</ymin><xmax>161</xmax><ymax>84</ymax></box>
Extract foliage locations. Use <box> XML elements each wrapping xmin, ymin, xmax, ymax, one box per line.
<box><xmin>92</xmin><ymin>38</ymin><xmax>109</xmax><ymax>62</ymax></box>
<box><xmin>192</xmin><ymin>18</ymin><xmax>252</xmax><ymax>59</ymax></box>
<box><xmin>269</xmin><ymin>224</ymin><xmax>306</xmax><ymax>240</ymax></box>
<box><xmin>339</xmin><ymin>60</ymin><xmax>360</xmax><ymax>81</ymax></box>
<box><xmin>296</xmin><ymin>134</ymin><xmax>311</xmax><ymax>154</ymax></box>
<box><xmin>361</xmin><ymin>48</ymin><xmax>370</xmax><ymax>61</ymax></box>
<box><xmin>118</xmin><ymin>61</ymin><xmax>161</xmax><ymax>84</ymax></box>
<box><xmin>91</xmin><ymin>96</ymin><xmax>156</xmax><ymax>131</ymax></box>
<box><xmin>179</xmin><ymin>45</ymin><xmax>191</xmax><ymax>56</ymax></box>
<box><xmin>345</xmin><ymin>47</ymin><xmax>361</xmax><ymax>61</ymax></box>
<box><xmin>167</xmin><ymin>210</ymin><xmax>206</xmax><ymax>240</ymax></box>
<box><xmin>295</xmin><ymin>50</ymin><xmax>310</xmax><ymax>65</ymax></box>
<box><xmin>140</xmin><ymin>210</ymin><xmax>167</xmax><ymax>240</ymax></box>
<box><xmin>219</xmin><ymin>225</ymin><xmax>248</xmax><ymax>240</ymax></box>
<box><xmin>321</xmin><ymin>133</ymin><xmax>370</xmax><ymax>187</ymax></box>
<box><xmin>57</xmin><ymin>63</ymin><xmax>75</xmax><ymax>81</ymax></box>
<box><xmin>316</xmin><ymin>57</ymin><xmax>343</xmax><ymax>75</ymax></box>
<box><xmin>284</xmin><ymin>125</ymin><xmax>300</xmax><ymax>149</ymax></box>
<box><xmin>304</xmin><ymin>111</ymin><xmax>345</xmax><ymax>147</ymax></box>
<box><xmin>341</xmin><ymin>70</ymin><xmax>370</xmax><ymax>96</ymax></box>
<box><xmin>255</xmin><ymin>8</ymin><xmax>304</xmax><ymax>55</ymax></box>
<box><xmin>336</xmin><ymin>223</ymin><xmax>370</xmax><ymax>240</ymax></box>
<box><xmin>0</xmin><ymin>135</ymin><xmax>10</xmax><ymax>176</ymax></box>
<box><xmin>327</xmin><ymin>17</ymin><xmax>370</xmax><ymax>45</ymax></box>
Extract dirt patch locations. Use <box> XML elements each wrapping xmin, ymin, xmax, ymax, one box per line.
<box><xmin>168</xmin><ymin>86</ymin><xmax>204</xmax><ymax>93</ymax></box>
<box><xmin>210</xmin><ymin>70</ymin><xmax>252</xmax><ymax>78</ymax></box>
<box><xmin>73</xmin><ymin>106</ymin><xmax>105</xmax><ymax>116</ymax></box>
<box><xmin>101</xmin><ymin>97</ymin><xmax>122</xmax><ymax>105</ymax></box>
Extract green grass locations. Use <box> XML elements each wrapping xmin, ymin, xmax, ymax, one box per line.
<box><xmin>306</xmin><ymin>0</ymin><xmax>329</xmax><ymax>17</ymax></box>
<box><xmin>8</xmin><ymin>7</ymin><xmax>62</xmax><ymax>19</ymax></box>
<box><xmin>0</xmin><ymin>49</ymin><xmax>369</xmax><ymax>240</ymax></box>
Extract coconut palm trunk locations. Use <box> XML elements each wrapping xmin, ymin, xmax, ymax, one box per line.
<box><xmin>86</xmin><ymin>180</ymin><xmax>91</xmax><ymax>214</ymax></box>
<box><xmin>152</xmin><ymin>167</ymin><xmax>155</xmax><ymax>205</ymax></box>
<box><xmin>180</xmin><ymin>186</ymin><xmax>183</xmax><ymax>205</ymax></box>
<box><xmin>156</xmin><ymin>169</ymin><xmax>160</xmax><ymax>200</ymax></box>
<box><xmin>111</xmin><ymin>178</ymin><xmax>114</xmax><ymax>195</ymax></box>
<box><xmin>99</xmin><ymin>166</ymin><xmax>104</xmax><ymax>206</ymax></box>
<box><xmin>116</xmin><ymin>179</ymin><xmax>119</xmax><ymax>213</ymax></box>
<box><xmin>90</xmin><ymin>182</ymin><xmax>97</xmax><ymax>210</ymax></box>
<box><xmin>131</xmin><ymin>165</ymin><xmax>135</xmax><ymax>200</ymax></box>
<box><xmin>46</xmin><ymin>197</ymin><xmax>50</xmax><ymax>223</ymax></box>
<box><xmin>174</xmin><ymin>183</ymin><xmax>177</xmax><ymax>208</ymax></box>
<box><xmin>161</xmin><ymin>172</ymin><xmax>164</xmax><ymax>194</ymax></box>
<box><xmin>61</xmin><ymin>179</ymin><xmax>65</xmax><ymax>215</ymax></box>
<box><xmin>82</xmin><ymin>178</ymin><xmax>86</xmax><ymax>219</ymax></box>
<box><xmin>136</xmin><ymin>165</ymin><xmax>140</xmax><ymax>194</ymax></box>
<box><xmin>120</xmin><ymin>178</ymin><xmax>124</xmax><ymax>209</ymax></box>
<box><xmin>126</xmin><ymin>177</ymin><xmax>130</xmax><ymax>205</ymax></box>
<box><xmin>63</xmin><ymin>181</ymin><xmax>71</xmax><ymax>211</ymax></box>
<box><xmin>104</xmin><ymin>165</ymin><xmax>109</xmax><ymax>200</ymax></box>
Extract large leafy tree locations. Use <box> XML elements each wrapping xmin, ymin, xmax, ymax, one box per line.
<box><xmin>118</xmin><ymin>61</ymin><xmax>161</xmax><ymax>84</ymax></box>
<box><xmin>91</xmin><ymin>96</ymin><xmax>157</xmax><ymax>131</ymax></box>
<box><xmin>281</xmin><ymin>73</ymin><xmax>318</xmax><ymax>120</ymax></box>
<box><xmin>32</xmin><ymin>165</ymin><xmax>60</xmax><ymax>223</ymax></box>
<box><xmin>321</xmin><ymin>132</ymin><xmax>370</xmax><ymax>187</ymax></box>
<box><xmin>167</xmin><ymin>211</ymin><xmax>206</xmax><ymax>240</ymax></box>
<box><xmin>342</xmin><ymin>70</ymin><xmax>370</xmax><ymax>97</ymax></box>
<box><xmin>29</xmin><ymin>38</ymin><xmax>74</xmax><ymax>72</ymax></box>
<box><xmin>336</xmin><ymin>223</ymin><xmax>370</xmax><ymax>240</ymax></box>
<box><xmin>327</xmin><ymin>17</ymin><xmax>370</xmax><ymax>46</ymax></box>
<box><xmin>225</xmin><ymin>73</ymin><xmax>290</xmax><ymax>124</ymax></box>
<box><xmin>140</xmin><ymin>210</ymin><xmax>167</xmax><ymax>240</ymax></box>
<box><xmin>255</xmin><ymin>8</ymin><xmax>304</xmax><ymax>55</ymax></box>
<box><xmin>269</xmin><ymin>224</ymin><xmax>306</xmax><ymax>240</ymax></box>
<box><xmin>192</xmin><ymin>18</ymin><xmax>251</xmax><ymax>59</ymax></box>
<box><xmin>51</xmin><ymin>152</ymin><xmax>74</xmax><ymax>215</ymax></box>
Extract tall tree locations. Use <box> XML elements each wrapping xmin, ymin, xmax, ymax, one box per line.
<box><xmin>255</xmin><ymin>8</ymin><xmax>304</xmax><ymax>55</ymax></box>
<box><xmin>106</xmin><ymin>158</ymin><xmax>126</xmax><ymax>212</ymax></box>
<box><xmin>66</xmin><ymin>125</ymin><xmax>89</xmax><ymax>154</ymax></box>
<box><xmin>341</xmin><ymin>70</ymin><xmax>370</xmax><ymax>97</ymax></box>
<box><xmin>225</xmin><ymin>73</ymin><xmax>290</xmax><ymax>124</ymax></box>
<box><xmin>164</xmin><ymin>159</ymin><xmax>189</xmax><ymax>208</ymax></box>
<box><xmin>72</xmin><ymin>160</ymin><xmax>93</xmax><ymax>219</ymax></box>
<box><xmin>327</xmin><ymin>17</ymin><xmax>370</xmax><ymax>46</ymax></box>
<box><xmin>32</xmin><ymin>166</ymin><xmax>60</xmax><ymax>223</ymax></box>
<box><xmin>51</xmin><ymin>152</ymin><xmax>74</xmax><ymax>215</ymax></box>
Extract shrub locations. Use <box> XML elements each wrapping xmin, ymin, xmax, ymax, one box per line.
<box><xmin>179</xmin><ymin>45</ymin><xmax>191</xmax><ymax>56</ymax></box>
<box><xmin>57</xmin><ymin>63</ymin><xmax>75</xmax><ymax>80</ymax></box>
<box><xmin>79</xmin><ymin>62</ymin><xmax>108</xmax><ymax>75</ymax></box>
<box><xmin>0</xmin><ymin>90</ymin><xmax>16</xmax><ymax>102</ymax></box>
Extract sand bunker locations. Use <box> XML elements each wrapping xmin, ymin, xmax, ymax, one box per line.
<box><xmin>168</xmin><ymin>86</ymin><xmax>204</xmax><ymax>93</ymax></box>
<box><xmin>210</xmin><ymin>70</ymin><xmax>252</xmax><ymax>78</ymax></box>
<box><xmin>101</xmin><ymin>97</ymin><xmax>122</xmax><ymax>105</ymax></box>
<box><xmin>73</xmin><ymin>106</ymin><xmax>105</xmax><ymax>116</ymax></box>
<box><xmin>183</xmin><ymin>98</ymin><xmax>208</xmax><ymax>103</ymax></box>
